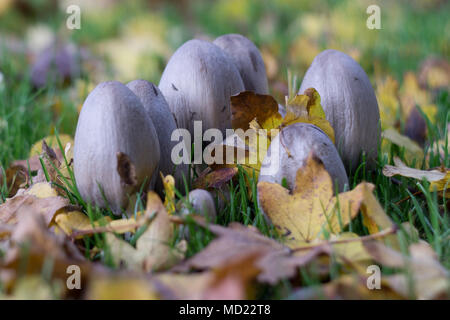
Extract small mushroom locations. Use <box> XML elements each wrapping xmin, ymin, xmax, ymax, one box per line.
<box><xmin>259</xmin><ymin>123</ymin><xmax>348</xmax><ymax>193</ymax></box>
<box><xmin>299</xmin><ymin>49</ymin><xmax>380</xmax><ymax>169</ymax></box>
<box><xmin>74</xmin><ymin>81</ymin><xmax>160</xmax><ymax>214</ymax></box>
<box><xmin>178</xmin><ymin>189</ymin><xmax>217</xmax><ymax>239</ymax></box>
<box><xmin>179</xmin><ymin>189</ymin><xmax>217</xmax><ymax>220</ymax></box>
<box><xmin>159</xmin><ymin>39</ymin><xmax>244</xmax><ymax>136</ymax></box>
<box><xmin>30</xmin><ymin>43</ymin><xmax>81</xmax><ymax>88</ymax></box>
<box><xmin>213</xmin><ymin>34</ymin><xmax>269</xmax><ymax>94</ymax></box>
<box><xmin>127</xmin><ymin>79</ymin><xmax>188</xmax><ymax>193</ymax></box>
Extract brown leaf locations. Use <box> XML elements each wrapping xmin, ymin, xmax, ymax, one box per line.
<box><xmin>0</xmin><ymin>193</ymin><xmax>69</xmax><ymax>226</ymax></box>
<box><xmin>116</xmin><ymin>152</ymin><xmax>137</xmax><ymax>187</ymax></box>
<box><xmin>364</xmin><ymin>241</ymin><xmax>449</xmax><ymax>299</ymax></box>
<box><xmin>173</xmin><ymin>218</ymin><xmax>327</xmax><ymax>284</ymax></box>
<box><xmin>258</xmin><ymin>153</ymin><xmax>372</xmax><ymax>245</ymax></box>
<box><xmin>193</xmin><ymin>167</ymin><xmax>238</xmax><ymax>190</ymax></box>
<box><xmin>0</xmin><ymin>165</ymin><xmax>28</xmax><ymax>197</ymax></box>
<box><xmin>231</xmin><ymin>91</ymin><xmax>282</xmax><ymax>131</ymax></box>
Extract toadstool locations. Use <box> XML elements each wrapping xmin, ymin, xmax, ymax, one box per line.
<box><xmin>74</xmin><ymin>81</ymin><xmax>160</xmax><ymax>214</ymax></box>
<box><xmin>159</xmin><ymin>39</ymin><xmax>244</xmax><ymax>136</ymax></box>
<box><xmin>127</xmin><ymin>79</ymin><xmax>188</xmax><ymax>192</ymax></box>
<box><xmin>299</xmin><ymin>49</ymin><xmax>380</xmax><ymax>170</ymax></box>
<box><xmin>213</xmin><ymin>34</ymin><xmax>269</xmax><ymax>94</ymax></box>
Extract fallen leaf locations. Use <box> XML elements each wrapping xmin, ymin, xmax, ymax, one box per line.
<box><xmin>418</xmin><ymin>57</ymin><xmax>450</xmax><ymax>90</ymax></box>
<box><xmin>382</xmin><ymin>128</ymin><xmax>425</xmax><ymax>167</ymax></box>
<box><xmin>383</xmin><ymin>157</ymin><xmax>449</xmax><ymax>197</ymax></box>
<box><xmin>55</xmin><ymin>211</ymin><xmax>138</xmax><ymax>239</ymax></box>
<box><xmin>0</xmin><ymin>193</ymin><xmax>69</xmax><ymax>226</ymax></box>
<box><xmin>0</xmin><ymin>165</ymin><xmax>28</xmax><ymax>197</ymax></box>
<box><xmin>193</xmin><ymin>167</ymin><xmax>238</xmax><ymax>190</ymax></box>
<box><xmin>174</xmin><ymin>218</ymin><xmax>330</xmax><ymax>284</ymax></box>
<box><xmin>161</xmin><ymin>174</ymin><xmax>176</xmax><ymax>215</ymax></box>
<box><xmin>291</xmin><ymin>274</ymin><xmax>403</xmax><ymax>300</ymax></box>
<box><xmin>258</xmin><ymin>153</ymin><xmax>371</xmax><ymax>246</ymax></box>
<box><xmin>87</xmin><ymin>274</ymin><xmax>159</xmax><ymax>300</ymax></box>
<box><xmin>283</xmin><ymin>88</ymin><xmax>335</xmax><ymax>143</ymax></box>
<box><xmin>364</xmin><ymin>241</ymin><xmax>450</xmax><ymax>299</ymax></box>
<box><xmin>29</xmin><ymin>134</ymin><xmax>73</xmax><ymax>158</ymax></box>
<box><xmin>106</xmin><ymin>192</ymin><xmax>185</xmax><ymax>272</ymax></box>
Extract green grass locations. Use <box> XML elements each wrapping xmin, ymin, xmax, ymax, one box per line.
<box><xmin>0</xmin><ymin>0</ymin><xmax>449</xmax><ymax>299</ymax></box>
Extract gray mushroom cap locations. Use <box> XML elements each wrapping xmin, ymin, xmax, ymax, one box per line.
<box><xmin>127</xmin><ymin>79</ymin><xmax>188</xmax><ymax>193</ymax></box>
<box><xmin>213</xmin><ymin>34</ymin><xmax>269</xmax><ymax>94</ymax></box>
<box><xmin>259</xmin><ymin>123</ymin><xmax>348</xmax><ymax>193</ymax></box>
<box><xmin>180</xmin><ymin>189</ymin><xmax>217</xmax><ymax>220</ymax></box>
<box><xmin>299</xmin><ymin>49</ymin><xmax>380</xmax><ymax>170</ymax></box>
<box><xmin>159</xmin><ymin>39</ymin><xmax>245</xmax><ymax>136</ymax></box>
<box><xmin>74</xmin><ymin>81</ymin><xmax>160</xmax><ymax>214</ymax></box>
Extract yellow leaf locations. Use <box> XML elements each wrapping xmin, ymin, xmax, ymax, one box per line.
<box><xmin>106</xmin><ymin>192</ymin><xmax>185</xmax><ymax>272</ymax></box>
<box><xmin>26</xmin><ymin>182</ymin><xmax>58</xmax><ymax>198</ymax></box>
<box><xmin>330</xmin><ymin>232</ymin><xmax>372</xmax><ymax>265</ymax></box>
<box><xmin>55</xmin><ymin>210</ymin><xmax>137</xmax><ymax>239</ymax></box>
<box><xmin>376</xmin><ymin>76</ymin><xmax>400</xmax><ymax>129</ymax></box>
<box><xmin>284</xmin><ymin>88</ymin><xmax>335</xmax><ymax>143</ymax></box>
<box><xmin>161</xmin><ymin>174</ymin><xmax>176</xmax><ymax>215</ymax></box>
<box><xmin>382</xmin><ymin>128</ymin><xmax>425</xmax><ymax>166</ymax></box>
<box><xmin>87</xmin><ymin>276</ymin><xmax>159</xmax><ymax>300</ymax></box>
<box><xmin>29</xmin><ymin>134</ymin><xmax>73</xmax><ymax>158</ymax></box>
<box><xmin>383</xmin><ymin>157</ymin><xmax>449</xmax><ymax>197</ymax></box>
<box><xmin>360</xmin><ymin>184</ymin><xmax>395</xmax><ymax>234</ymax></box>
<box><xmin>257</xmin><ymin>153</ymin><xmax>371</xmax><ymax>247</ymax></box>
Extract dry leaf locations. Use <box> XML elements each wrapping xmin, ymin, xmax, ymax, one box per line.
<box><xmin>174</xmin><ymin>218</ymin><xmax>329</xmax><ymax>284</ymax></box>
<box><xmin>382</xmin><ymin>128</ymin><xmax>425</xmax><ymax>166</ymax></box>
<box><xmin>364</xmin><ymin>241</ymin><xmax>449</xmax><ymax>299</ymax></box>
<box><xmin>106</xmin><ymin>192</ymin><xmax>185</xmax><ymax>272</ymax></box>
<box><xmin>55</xmin><ymin>211</ymin><xmax>138</xmax><ymax>239</ymax></box>
<box><xmin>193</xmin><ymin>167</ymin><xmax>238</xmax><ymax>190</ymax></box>
<box><xmin>258</xmin><ymin>153</ymin><xmax>371</xmax><ymax>246</ymax></box>
<box><xmin>161</xmin><ymin>174</ymin><xmax>176</xmax><ymax>215</ymax></box>
<box><xmin>383</xmin><ymin>157</ymin><xmax>449</xmax><ymax>197</ymax></box>
<box><xmin>284</xmin><ymin>88</ymin><xmax>335</xmax><ymax>143</ymax></box>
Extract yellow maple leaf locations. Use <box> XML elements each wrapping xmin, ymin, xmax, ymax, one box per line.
<box><xmin>283</xmin><ymin>88</ymin><xmax>335</xmax><ymax>143</ymax></box>
<box><xmin>257</xmin><ymin>153</ymin><xmax>372</xmax><ymax>247</ymax></box>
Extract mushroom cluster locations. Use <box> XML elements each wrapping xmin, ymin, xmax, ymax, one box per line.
<box><xmin>73</xmin><ymin>34</ymin><xmax>380</xmax><ymax>220</ymax></box>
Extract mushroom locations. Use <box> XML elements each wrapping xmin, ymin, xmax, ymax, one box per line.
<box><xmin>178</xmin><ymin>189</ymin><xmax>217</xmax><ymax>239</ymax></box>
<box><xmin>31</xmin><ymin>43</ymin><xmax>81</xmax><ymax>88</ymax></box>
<box><xmin>127</xmin><ymin>79</ymin><xmax>188</xmax><ymax>193</ymax></box>
<box><xmin>299</xmin><ymin>49</ymin><xmax>380</xmax><ymax>170</ymax></box>
<box><xmin>74</xmin><ymin>81</ymin><xmax>160</xmax><ymax>214</ymax></box>
<box><xmin>259</xmin><ymin>123</ymin><xmax>348</xmax><ymax>193</ymax></box>
<box><xmin>159</xmin><ymin>39</ymin><xmax>244</xmax><ymax>136</ymax></box>
<box><xmin>179</xmin><ymin>189</ymin><xmax>217</xmax><ymax>220</ymax></box>
<box><xmin>213</xmin><ymin>34</ymin><xmax>269</xmax><ymax>94</ymax></box>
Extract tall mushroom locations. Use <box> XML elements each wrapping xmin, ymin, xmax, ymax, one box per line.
<box><xmin>299</xmin><ymin>49</ymin><xmax>380</xmax><ymax>170</ymax></box>
<box><xmin>159</xmin><ymin>39</ymin><xmax>245</xmax><ymax>136</ymax></box>
<box><xmin>213</xmin><ymin>34</ymin><xmax>269</xmax><ymax>94</ymax></box>
<box><xmin>74</xmin><ymin>81</ymin><xmax>160</xmax><ymax>214</ymax></box>
<box><xmin>127</xmin><ymin>79</ymin><xmax>188</xmax><ymax>193</ymax></box>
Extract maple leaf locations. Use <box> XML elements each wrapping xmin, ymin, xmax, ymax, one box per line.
<box><xmin>257</xmin><ymin>153</ymin><xmax>372</xmax><ymax>246</ymax></box>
